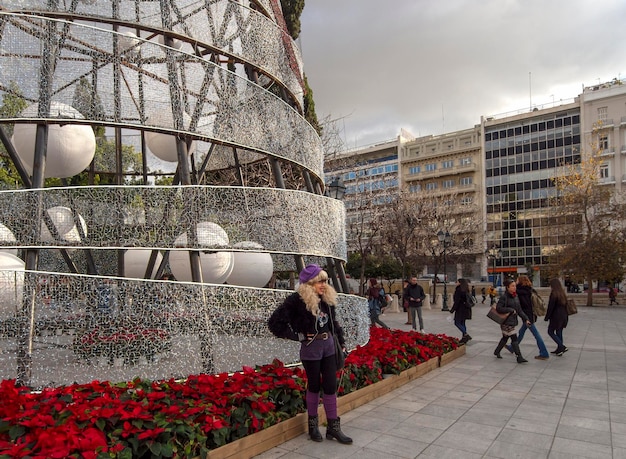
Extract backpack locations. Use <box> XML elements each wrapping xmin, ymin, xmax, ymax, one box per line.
<box><xmin>378</xmin><ymin>288</ymin><xmax>388</xmax><ymax>307</ymax></box>
<box><xmin>531</xmin><ymin>289</ymin><xmax>546</xmax><ymax>316</ymax></box>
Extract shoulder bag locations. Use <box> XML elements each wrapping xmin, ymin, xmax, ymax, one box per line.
<box><xmin>334</xmin><ymin>335</ymin><xmax>346</xmax><ymax>371</ymax></box>
<box><xmin>566</xmin><ymin>298</ymin><xmax>578</xmax><ymax>315</ymax></box>
<box><xmin>486</xmin><ymin>305</ymin><xmax>510</xmax><ymax>324</ymax></box>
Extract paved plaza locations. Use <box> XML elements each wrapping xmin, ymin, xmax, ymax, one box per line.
<box><xmin>256</xmin><ymin>301</ymin><xmax>626</xmax><ymax>458</ymax></box>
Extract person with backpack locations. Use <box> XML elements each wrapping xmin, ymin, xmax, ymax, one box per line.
<box><xmin>506</xmin><ymin>275</ymin><xmax>549</xmax><ymax>360</ymax></box>
<box><xmin>367</xmin><ymin>278</ymin><xmax>389</xmax><ymax>329</ymax></box>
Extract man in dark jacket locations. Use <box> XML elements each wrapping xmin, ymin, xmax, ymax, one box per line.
<box><xmin>404</xmin><ymin>277</ymin><xmax>426</xmax><ymax>332</ymax></box>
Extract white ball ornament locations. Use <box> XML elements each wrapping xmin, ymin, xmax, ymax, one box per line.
<box><xmin>40</xmin><ymin>206</ymin><xmax>87</xmax><ymax>243</ymax></box>
<box><xmin>0</xmin><ymin>224</ymin><xmax>17</xmax><ymax>256</ymax></box>
<box><xmin>226</xmin><ymin>242</ymin><xmax>273</xmax><ymax>288</ymax></box>
<box><xmin>0</xmin><ymin>252</ymin><xmax>25</xmax><ymax>318</ymax></box>
<box><xmin>145</xmin><ymin>111</ymin><xmax>196</xmax><ymax>162</ymax></box>
<box><xmin>124</xmin><ymin>249</ymin><xmax>163</xmax><ymax>279</ymax></box>
<box><xmin>118</xmin><ymin>31</ymin><xmax>142</xmax><ymax>55</ymax></box>
<box><xmin>11</xmin><ymin>102</ymin><xmax>96</xmax><ymax>178</ymax></box>
<box><xmin>169</xmin><ymin>222</ymin><xmax>234</xmax><ymax>284</ymax></box>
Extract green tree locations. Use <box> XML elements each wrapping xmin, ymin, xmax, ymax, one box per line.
<box><xmin>0</xmin><ymin>81</ymin><xmax>28</xmax><ymax>189</ymax></box>
<box><xmin>280</xmin><ymin>0</ymin><xmax>305</xmax><ymax>39</ymax></box>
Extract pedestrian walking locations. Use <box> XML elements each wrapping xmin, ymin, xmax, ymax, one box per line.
<box><xmin>507</xmin><ymin>275</ymin><xmax>549</xmax><ymax>360</ymax></box>
<box><xmin>493</xmin><ymin>278</ymin><xmax>531</xmax><ymax>363</ymax></box>
<box><xmin>367</xmin><ymin>278</ymin><xmax>390</xmax><ymax>329</ymax></box>
<box><xmin>450</xmin><ymin>278</ymin><xmax>472</xmax><ymax>344</ymax></box>
<box><xmin>609</xmin><ymin>287</ymin><xmax>619</xmax><ymax>305</ymax></box>
<box><xmin>545</xmin><ymin>278</ymin><xmax>569</xmax><ymax>356</ymax></box>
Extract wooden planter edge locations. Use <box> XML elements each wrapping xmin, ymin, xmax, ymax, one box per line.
<box><xmin>208</xmin><ymin>348</ymin><xmax>463</xmax><ymax>459</ymax></box>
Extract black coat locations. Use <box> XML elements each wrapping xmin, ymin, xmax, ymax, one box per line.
<box><xmin>267</xmin><ymin>292</ymin><xmax>345</xmax><ymax>347</ymax></box>
<box><xmin>545</xmin><ymin>294</ymin><xmax>568</xmax><ymax>330</ymax></box>
<box><xmin>516</xmin><ymin>284</ymin><xmax>535</xmax><ymax>324</ymax></box>
<box><xmin>403</xmin><ymin>283</ymin><xmax>426</xmax><ymax>308</ymax></box>
<box><xmin>450</xmin><ymin>288</ymin><xmax>472</xmax><ymax>321</ymax></box>
<box><xmin>496</xmin><ymin>292</ymin><xmax>529</xmax><ymax>327</ymax></box>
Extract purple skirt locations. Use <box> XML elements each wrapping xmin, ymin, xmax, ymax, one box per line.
<box><xmin>300</xmin><ymin>337</ymin><xmax>335</xmax><ymax>361</ymax></box>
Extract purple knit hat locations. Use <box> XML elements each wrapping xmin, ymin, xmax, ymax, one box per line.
<box><xmin>299</xmin><ymin>264</ymin><xmax>323</xmax><ymax>284</ymax></box>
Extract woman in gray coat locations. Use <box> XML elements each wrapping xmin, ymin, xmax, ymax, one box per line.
<box><xmin>494</xmin><ymin>278</ymin><xmax>531</xmax><ymax>363</ymax></box>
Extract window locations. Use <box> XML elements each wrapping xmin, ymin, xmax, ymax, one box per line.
<box><xmin>598</xmin><ymin>106</ymin><xmax>608</xmax><ymax>123</ymax></box>
<box><xmin>599</xmin><ymin>133</ymin><xmax>609</xmax><ymax>150</ymax></box>
<box><xmin>409</xmin><ymin>184</ymin><xmax>421</xmax><ymax>193</ymax></box>
<box><xmin>442</xmin><ymin>179</ymin><xmax>455</xmax><ymax>188</ymax></box>
<box><xmin>461</xmin><ymin>196</ymin><xmax>473</xmax><ymax>205</ymax></box>
<box><xmin>408</xmin><ymin>166</ymin><xmax>421</xmax><ymax>174</ymax></box>
<box><xmin>599</xmin><ymin>163</ymin><xmax>609</xmax><ymax>179</ymax></box>
<box><xmin>460</xmin><ymin>157</ymin><xmax>472</xmax><ymax>166</ymax></box>
<box><xmin>460</xmin><ymin>177</ymin><xmax>473</xmax><ymax>186</ymax></box>
<box><xmin>426</xmin><ymin>182</ymin><xmax>437</xmax><ymax>190</ymax></box>
<box><xmin>425</xmin><ymin>163</ymin><xmax>437</xmax><ymax>172</ymax></box>
<box><xmin>442</xmin><ymin>160</ymin><xmax>454</xmax><ymax>169</ymax></box>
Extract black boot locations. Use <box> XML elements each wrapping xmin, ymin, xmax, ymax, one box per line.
<box><xmin>494</xmin><ymin>336</ymin><xmax>507</xmax><ymax>359</ymax></box>
<box><xmin>326</xmin><ymin>417</ymin><xmax>353</xmax><ymax>444</ymax></box>
<box><xmin>308</xmin><ymin>415</ymin><xmax>322</xmax><ymax>442</ymax></box>
<box><xmin>512</xmin><ymin>342</ymin><xmax>528</xmax><ymax>363</ymax></box>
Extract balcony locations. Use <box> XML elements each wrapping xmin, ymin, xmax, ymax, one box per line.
<box><xmin>597</xmin><ymin>119</ymin><xmax>614</xmax><ymax>128</ymax></box>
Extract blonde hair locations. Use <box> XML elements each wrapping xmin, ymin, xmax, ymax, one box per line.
<box><xmin>297</xmin><ymin>269</ymin><xmax>337</xmax><ymax>316</ymax></box>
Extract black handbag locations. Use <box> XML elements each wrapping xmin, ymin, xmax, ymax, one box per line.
<box><xmin>486</xmin><ymin>305</ymin><xmax>510</xmax><ymax>324</ymax></box>
<box><xmin>334</xmin><ymin>335</ymin><xmax>346</xmax><ymax>371</ymax></box>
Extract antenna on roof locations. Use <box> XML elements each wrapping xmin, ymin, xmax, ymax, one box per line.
<box><xmin>529</xmin><ymin>72</ymin><xmax>532</xmax><ymax>111</ymax></box>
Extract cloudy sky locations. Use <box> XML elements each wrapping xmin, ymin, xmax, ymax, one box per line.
<box><xmin>298</xmin><ymin>0</ymin><xmax>626</xmax><ymax>149</ymax></box>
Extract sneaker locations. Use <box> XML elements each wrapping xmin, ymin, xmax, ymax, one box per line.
<box><xmin>550</xmin><ymin>349</ymin><xmax>559</xmax><ymax>354</ymax></box>
<box><xmin>534</xmin><ymin>355</ymin><xmax>549</xmax><ymax>360</ymax></box>
<box><xmin>420</xmin><ymin>329</ymin><xmax>426</xmax><ymax>334</ymax></box>
<box><xmin>562</xmin><ymin>347</ymin><xmax>568</xmax><ymax>353</ymax></box>
<box><xmin>556</xmin><ymin>350</ymin><xmax>564</xmax><ymax>356</ymax></box>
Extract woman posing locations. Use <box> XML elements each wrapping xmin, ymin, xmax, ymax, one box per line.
<box><xmin>268</xmin><ymin>264</ymin><xmax>352</xmax><ymax>444</ymax></box>
<box><xmin>494</xmin><ymin>278</ymin><xmax>531</xmax><ymax>363</ymax></box>
<box><xmin>509</xmin><ymin>275</ymin><xmax>550</xmax><ymax>360</ymax></box>
<box><xmin>450</xmin><ymin>278</ymin><xmax>472</xmax><ymax>344</ymax></box>
<box><xmin>545</xmin><ymin>278</ymin><xmax>569</xmax><ymax>356</ymax></box>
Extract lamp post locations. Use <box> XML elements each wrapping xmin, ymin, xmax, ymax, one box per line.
<box><xmin>437</xmin><ymin>230</ymin><xmax>451</xmax><ymax>311</ymax></box>
<box><xmin>486</xmin><ymin>245</ymin><xmax>502</xmax><ymax>287</ymax></box>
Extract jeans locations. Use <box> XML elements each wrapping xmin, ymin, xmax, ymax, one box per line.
<box><xmin>518</xmin><ymin>322</ymin><xmax>549</xmax><ymax>357</ymax></box>
<box><xmin>547</xmin><ymin>326</ymin><xmax>564</xmax><ymax>349</ymax></box>
<box><xmin>410</xmin><ymin>306</ymin><xmax>424</xmax><ymax>330</ymax></box>
<box><xmin>454</xmin><ymin>319</ymin><xmax>467</xmax><ymax>335</ymax></box>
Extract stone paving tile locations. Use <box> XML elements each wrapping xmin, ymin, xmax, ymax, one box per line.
<box><xmin>550</xmin><ymin>436</ymin><xmax>613</xmax><ymax>458</ymax></box>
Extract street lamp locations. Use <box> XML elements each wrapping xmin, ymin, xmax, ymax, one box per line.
<box><xmin>325</xmin><ymin>177</ymin><xmax>346</xmax><ymax>200</ymax></box>
<box><xmin>486</xmin><ymin>245</ymin><xmax>502</xmax><ymax>287</ymax></box>
<box><xmin>437</xmin><ymin>230</ymin><xmax>451</xmax><ymax>311</ymax></box>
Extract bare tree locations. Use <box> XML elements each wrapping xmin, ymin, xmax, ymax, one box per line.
<box><xmin>551</xmin><ymin>125</ymin><xmax>626</xmax><ymax>305</ymax></box>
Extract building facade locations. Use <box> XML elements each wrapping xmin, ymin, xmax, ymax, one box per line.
<box><xmin>482</xmin><ymin>103</ymin><xmax>582</xmax><ymax>284</ymax></box>
<box><xmin>325</xmin><ymin>77</ymin><xmax>626</xmax><ymax>285</ymax></box>
<box><xmin>400</xmin><ymin>126</ymin><xmax>484</xmax><ymax>280</ymax></box>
